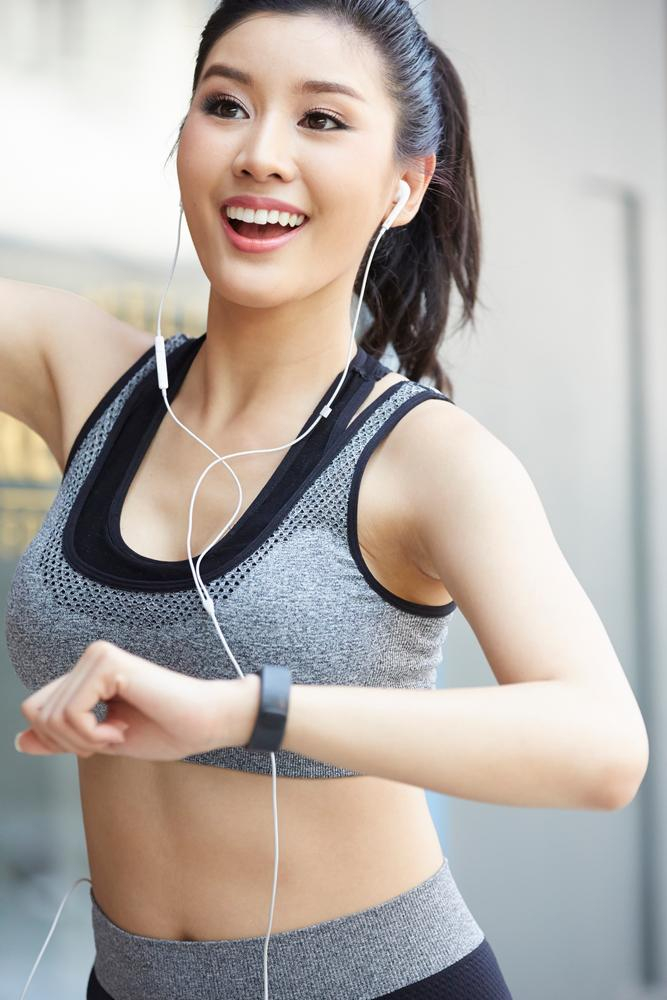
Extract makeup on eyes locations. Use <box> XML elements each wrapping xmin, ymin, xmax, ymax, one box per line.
<box><xmin>200</xmin><ymin>92</ymin><xmax>350</xmax><ymax>130</ymax></box>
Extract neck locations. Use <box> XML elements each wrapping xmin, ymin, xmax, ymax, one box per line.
<box><xmin>183</xmin><ymin>286</ymin><xmax>360</xmax><ymax>435</ymax></box>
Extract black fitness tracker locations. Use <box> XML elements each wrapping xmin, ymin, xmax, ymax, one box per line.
<box><xmin>244</xmin><ymin>664</ymin><xmax>293</xmax><ymax>753</ymax></box>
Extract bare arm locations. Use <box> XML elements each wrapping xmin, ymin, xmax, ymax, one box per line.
<box><xmin>0</xmin><ymin>277</ymin><xmax>63</xmax><ymax>452</ymax></box>
<box><xmin>268</xmin><ymin>677</ymin><xmax>632</xmax><ymax>810</ymax></box>
<box><xmin>228</xmin><ymin>401</ymin><xmax>649</xmax><ymax>811</ymax></box>
<box><xmin>0</xmin><ymin>277</ymin><xmax>152</xmax><ymax>470</ymax></box>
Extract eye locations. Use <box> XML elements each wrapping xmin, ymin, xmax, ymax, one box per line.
<box><xmin>302</xmin><ymin>110</ymin><xmax>348</xmax><ymax>131</ymax></box>
<box><xmin>200</xmin><ymin>93</ymin><xmax>349</xmax><ymax>131</ymax></box>
<box><xmin>201</xmin><ymin>94</ymin><xmax>246</xmax><ymax>120</ymax></box>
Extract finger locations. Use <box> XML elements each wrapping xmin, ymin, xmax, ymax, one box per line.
<box><xmin>19</xmin><ymin>665</ymin><xmax>122</xmax><ymax>757</ymax></box>
<box><xmin>40</xmin><ymin>670</ymin><xmax>126</xmax><ymax>755</ymax></box>
<box><xmin>34</xmin><ymin>677</ymin><xmax>103</xmax><ymax>756</ymax></box>
<box><xmin>48</xmin><ymin>704</ymin><xmax>125</xmax><ymax>756</ymax></box>
<box><xmin>22</xmin><ymin>720</ymin><xmax>71</xmax><ymax>755</ymax></box>
<box><xmin>16</xmin><ymin>727</ymin><xmax>120</xmax><ymax>758</ymax></box>
<box><xmin>16</xmin><ymin>728</ymin><xmax>68</xmax><ymax>756</ymax></box>
<box><xmin>37</xmin><ymin>692</ymin><xmax>95</xmax><ymax>757</ymax></box>
<box><xmin>73</xmin><ymin>708</ymin><xmax>128</xmax><ymax>748</ymax></box>
<box><xmin>36</xmin><ymin>643</ymin><xmax>131</xmax><ymax>754</ymax></box>
<box><xmin>21</xmin><ymin>674</ymin><xmax>70</xmax><ymax>722</ymax></box>
<box><xmin>64</xmin><ymin>657</ymin><xmax>133</xmax><ymax>747</ymax></box>
<box><xmin>21</xmin><ymin>675</ymin><xmax>81</xmax><ymax>753</ymax></box>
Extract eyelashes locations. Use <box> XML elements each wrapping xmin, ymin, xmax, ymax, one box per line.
<box><xmin>199</xmin><ymin>92</ymin><xmax>350</xmax><ymax>132</ymax></box>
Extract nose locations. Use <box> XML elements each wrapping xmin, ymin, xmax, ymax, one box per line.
<box><xmin>231</xmin><ymin>114</ymin><xmax>298</xmax><ymax>184</ymax></box>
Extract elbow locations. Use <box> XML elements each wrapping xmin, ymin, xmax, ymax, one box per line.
<box><xmin>594</xmin><ymin>732</ymin><xmax>650</xmax><ymax>811</ymax></box>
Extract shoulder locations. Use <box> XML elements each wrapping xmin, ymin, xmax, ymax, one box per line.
<box><xmin>382</xmin><ymin>385</ymin><xmax>539</xmax><ymax>580</ymax></box>
<box><xmin>385</xmin><ymin>384</ymin><xmax>519</xmax><ymax>475</ymax></box>
<box><xmin>383</xmin><ymin>380</ymin><xmax>530</xmax><ymax>495</ymax></box>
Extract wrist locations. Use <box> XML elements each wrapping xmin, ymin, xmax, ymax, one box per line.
<box><xmin>207</xmin><ymin>675</ymin><xmax>261</xmax><ymax>751</ymax></box>
<box><xmin>238</xmin><ymin>672</ymin><xmax>262</xmax><ymax>747</ymax></box>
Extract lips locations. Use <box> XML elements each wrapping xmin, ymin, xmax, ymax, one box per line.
<box><xmin>220</xmin><ymin>208</ymin><xmax>310</xmax><ymax>254</ymax></box>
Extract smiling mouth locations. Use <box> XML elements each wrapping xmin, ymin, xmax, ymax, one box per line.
<box><xmin>228</xmin><ymin>217</ymin><xmax>307</xmax><ymax>239</ymax></box>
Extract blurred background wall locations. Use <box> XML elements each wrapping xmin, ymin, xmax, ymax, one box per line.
<box><xmin>1</xmin><ymin>1</ymin><xmax>665</xmax><ymax>997</ymax></box>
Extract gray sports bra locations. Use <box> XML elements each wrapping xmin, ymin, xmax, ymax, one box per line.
<box><xmin>4</xmin><ymin>332</ymin><xmax>457</xmax><ymax>777</ymax></box>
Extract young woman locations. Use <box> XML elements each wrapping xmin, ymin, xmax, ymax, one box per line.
<box><xmin>4</xmin><ymin>2</ymin><xmax>648</xmax><ymax>998</ymax></box>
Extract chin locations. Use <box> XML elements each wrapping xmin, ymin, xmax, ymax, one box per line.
<box><xmin>210</xmin><ymin>275</ymin><xmax>304</xmax><ymax>311</ymax></box>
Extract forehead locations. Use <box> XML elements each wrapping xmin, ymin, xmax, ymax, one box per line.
<box><xmin>200</xmin><ymin>12</ymin><xmax>387</xmax><ymax>103</ymax></box>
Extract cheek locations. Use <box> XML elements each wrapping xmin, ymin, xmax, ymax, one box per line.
<box><xmin>176</xmin><ymin>120</ymin><xmax>221</xmax><ymax>191</ymax></box>
<box><xmin>318</xmin><ymin>165</ymin><xmax>385</xmax><ymax>248</ymax></box>
<box><xmin>321</xmin><ymin>199</ymin><xmax>382</xmax><ymax>271</ymax></box>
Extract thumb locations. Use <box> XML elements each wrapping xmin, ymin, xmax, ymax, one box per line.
<box><xmin>15</xmin><ymin>729</ymin><xmax>57</xmax><ymax>755</ymax></box>
<box><xmin>102</xmin><ymin>703</ymin><xmax>134</xmax><ymax>732</ymax></box>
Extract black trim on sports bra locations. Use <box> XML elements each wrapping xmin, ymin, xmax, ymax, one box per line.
<box><xmin>347</xmin><ymin>389</ymin><xmax>457</xmax><ymax>618</ymax></box>
<box><xmin>62</xmin><ymin>334</ymin><xmax>393</xmax><ymax>591</ymax></box>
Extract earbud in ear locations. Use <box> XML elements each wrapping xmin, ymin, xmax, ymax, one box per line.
<box><xmin>381</xmin><ymin>179</ymin><xmax>411</xmax><ymax>232</ymax></box>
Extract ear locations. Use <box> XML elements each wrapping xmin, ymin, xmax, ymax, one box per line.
<box><xmin>394</xmin><ymin>153</ymin><xmax>438</xmax><ymax>226</ymax></box>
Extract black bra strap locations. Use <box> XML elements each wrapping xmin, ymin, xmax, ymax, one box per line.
<box><xmin>330</xmin><ymin>347</ymin><xmax>392</xmax><ymax>442</ymax></box>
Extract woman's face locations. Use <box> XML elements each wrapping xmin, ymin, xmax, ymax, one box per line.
<box><xmin>176</xmin><ymin>13</ymin><xmax>403</xmax><ymax>309</ymax></box>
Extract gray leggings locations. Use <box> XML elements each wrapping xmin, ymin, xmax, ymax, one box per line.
<box><xmin>86</xmin><ymin>858</ymin><xmax>513</xmax><ymax>999</ymax></box>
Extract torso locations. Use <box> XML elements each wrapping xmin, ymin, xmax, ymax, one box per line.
<box><xmin>51</xmin><ymin>327</ymin><xmax>453</xmax><ymax>941</ymax></box>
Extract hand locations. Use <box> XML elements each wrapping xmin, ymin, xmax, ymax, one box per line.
<box><xmin>15</xmin><ymin>640</ymin><xmax>256</xmax><ymax>761</ymax></box>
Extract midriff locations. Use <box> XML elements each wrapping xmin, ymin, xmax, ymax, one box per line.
<box><xmin>59</xmin><ymin>333</ymin><xmax>451</xmax><ymax>944</ymax></box>
<box><xmin>77</xmin><ymin>756</ymin><xmax>445</xmax><ymax>941</ymax></box>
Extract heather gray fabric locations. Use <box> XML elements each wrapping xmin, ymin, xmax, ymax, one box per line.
<box><xmin>89</xmin><ymin>857</ymin><xmax>486</xmax><ymax>1000</ymax></box>
<box><xmin>5</xmin><ymin>332</ymin><xmax>456</xmax><ymax>777</ymax></box>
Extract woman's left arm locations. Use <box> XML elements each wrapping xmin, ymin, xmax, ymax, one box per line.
<box><xmin>16</xmin><ymin>402</ymin><xmax>649</xmax><ymax>811</ymax></box>
<box><xmin>270</xmin><ymin>401</ymin><xmax>650</xmax><ymax>811</ymax></box>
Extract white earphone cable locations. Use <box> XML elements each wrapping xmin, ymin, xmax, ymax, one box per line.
<box><xmin>17</xmin><ymin>181</ymin><xmax>410</xmax><ymax>1000</ymax></box>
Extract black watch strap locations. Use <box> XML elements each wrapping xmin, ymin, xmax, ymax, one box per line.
<box><xmin>244</xmin><ymin>664</ymin><xmax>292</xmax><ymax>753</ymax></box>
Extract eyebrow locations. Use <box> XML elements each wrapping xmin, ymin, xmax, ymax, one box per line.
<box><xmin>199</xmin><ymin>62</ymin><xmax>366</xmax><ymax>102</ymax></box>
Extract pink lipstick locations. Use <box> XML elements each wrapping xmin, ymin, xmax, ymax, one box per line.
<box><xmin>220</xmin><ymin>210</ymin><xmax>310</xmax><ymax>255</ymax></box>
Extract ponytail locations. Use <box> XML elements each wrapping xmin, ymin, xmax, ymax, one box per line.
<box><xmin>356</xmin><ymin>38</ymin><xmax>482</xmax><ymax>396</ymax></box>
<box><xmin>169</xmin><ymin>0</ymin><xmax>483</xmax><ymax>396</ymax></box>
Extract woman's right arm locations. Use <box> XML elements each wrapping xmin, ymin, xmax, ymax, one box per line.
<box><xmin>0</xmin><ymin>277</ymin><xmax>152</xmax><ymax>471</ymax></box>
<box><xmin>0</xmin><ymin>277</ymin><xmax>64</xmax><ymax>455</ymax></box>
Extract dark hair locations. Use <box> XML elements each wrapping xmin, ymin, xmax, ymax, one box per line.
<box><xmin>166</xmin><ymin>0</ymin><xmax>482</xmax><ymax>397</ymax></box>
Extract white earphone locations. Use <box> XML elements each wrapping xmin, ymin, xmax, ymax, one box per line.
<box><xmin>155</xmin><ymin>179</ymin><xmax>412</xmax><ymax>1000</ymax></box>
<box><xmin>16</xmin><ymin>178</ymin><xmax>412</xmax><ymax>1000</ymax></box>
<box><xmin>382</xmin><ymin>178</ymin><xmax>411</xmax><ymax>231</ymax></box>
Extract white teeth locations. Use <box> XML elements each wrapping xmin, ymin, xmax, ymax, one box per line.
<box><xmin>225</xmin><ymin>205</ymin><xmax>306</xmax><ymax>228</ymax></box>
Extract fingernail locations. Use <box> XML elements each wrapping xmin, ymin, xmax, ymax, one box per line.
<box><xmin>14</xmin><ymin>732</ymin><xmax>24</xmax><ymax>753</ymax></box>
